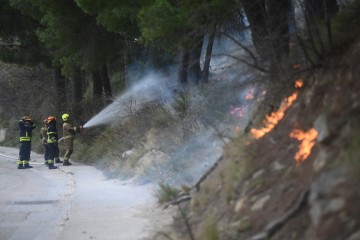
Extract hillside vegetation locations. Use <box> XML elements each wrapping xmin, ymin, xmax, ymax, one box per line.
<box><xmin>157</xmin><ymin>11</ymin><xmax>360</xmax><ymax>240</ymax></box>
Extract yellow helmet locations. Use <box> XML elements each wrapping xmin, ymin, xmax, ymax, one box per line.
<box><xmin>62</xmin><ymin>113</ymin><xmax>70</xmax><ymax>121</ymax></box>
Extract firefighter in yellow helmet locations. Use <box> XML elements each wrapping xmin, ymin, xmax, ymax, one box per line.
<box><xmin>61</xmin><ymin>113</ymin><xmax>83</xmax><ymax>166</ymax></box>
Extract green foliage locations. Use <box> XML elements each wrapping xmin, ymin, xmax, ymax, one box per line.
<box><xmin>0</xmin><ymin>1</ymin><xmax>49</xmax><ymax>65</ymax></box>
<box><xmin>344</xmin><ymin>134</ymin><xmax>360</xmax><ymax>178</ymax></box>
<box><xmin>171</xmin><ymin>91</ymin><xmax>192</xmax><ymax>119</ymax></box>
<box><xmin>138</xmin><ymin>0</ymin><xmax>239</xmax><ymax>52</ymax></box>
<box><xmin>200</xmin><ymin>218</ymin><xmax>219</xmax><ymax>240</ymax></box>
<box><xmin>75</xmin><ymin>0</ymin><xmax>144</xmax><ymax>36</ymax></box>
<box><xmin>155</xmin><ymin>183</ymin><xmax>179</xmax><ymax>203</ymax></box>
<box><xmin>138</xmin><ymin>0</ymin><xmax>188</xmax><ymax>50</ymax></box>
<box><xmin>332</xmin><ymin>0</ymin><xmax>360</xmax><ymax>46</ymax></box>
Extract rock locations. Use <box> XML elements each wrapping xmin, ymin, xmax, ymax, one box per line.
<box><xmin>347</xmin><ymin>231</ymin><xmax>360</xmax><ymax>240</ymax></box>
<box><xmin>252</xmin><ymin>169</ymin><xmax>265</xmax><ymax>179</ymax></box>
<box><xmin>314</xmin><ymin>114</ymin><xmax>331</xmax><ymax>144</ymax></box>
<box><xmin>0</xmin><ymin>128</ymin><xmax>6</xmax><ymax>143</ymax></box>
<box><xmin>325</xmin><ymin>198</ymin><xmax>345</xmax><ymax>213</ymax></box>
<box><xmin>271</xmin><ymin>161</ymin><xmax>285</xmax><ymax>171</ymax></box>
<box><xmin>235</xmin><ymin>197</ymin><xmax>247</xmax><ymax>212</ymax></box>
<box><xmin>313</xmin><ymin>150</ymin><xmax>327</xmax><ymax>172</ymax></box>
<box><xmin>228</xmin><ymin>217</ymin><xmax>252</xmax><ymax>232</ymax></box>
<box><xmin>135</xmin><ymin>150</ymin><xmax>170</xmax><ymax>175</ymax></box>
<box><xmin>308</xmin><ymin>167</ymin><xmax>347</xmax><ymax>227</ymax></box>
<box><xmin>251</xmin><ymin>194</ymin><xmax>270</xmax><ymax>211</ymax></box>
<box><xmin>122</xmin><ymin>149</ymin><xmax>134</xmax><ymax>159</ymax></box>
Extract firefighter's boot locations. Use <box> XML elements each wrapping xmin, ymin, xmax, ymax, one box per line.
<box><xmin>63</xmin><ymin>160</ymin><xmax>72</xmax><ymax>166</ymax></box>
<box><xmin>17</xmin><ymin>160</ymin><xmax>24</xmax><ymax>169</ymax></box>
<box><xmin>18</xmin><ymin>164</ymin><xmax>25</xmax><ymax>169</ymax></box>
<box><xmin>48</xmin><ymin>160</ymin><xmax>57</xmax><ymax>169</ymax></box>
<box><xmin>24</xmin><ymin>163</ymin><xmax>33</xmax><ymax>168</ymax></box>
<box><xmin>48</xmin><ymin>163</ymin><xmax>57</xmax><ymax>169</ymax></box>
<box><xmin>23</xmin><ymin>160</ymin><xmax>33</xmax><ymax>168</ymax></box>
<box><xmin>55</xmin><ymin>158</ymin><xmax>63</xmax><ymax>163</ymax></box>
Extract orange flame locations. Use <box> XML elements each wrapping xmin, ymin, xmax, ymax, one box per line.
<box><xmin>245</xmin><ymin>92</ymin><xmax>254</xmax><ymax>100</ymax></box>
<box><xmin>289</xmin><ymin>128</ymin><xmax>318</xmax><ymax>164</ymax></box>
<box><xmin>251</xmin><ymin>92</ymin><xmax>299</xmax><ymax>139</ymax></box>
<box><xmin>293</xmin><ymin>64</ymin><xmax>301</xmax><ymax>70</ymax></box>
<box><xmin>295</xmin><ymin>79</ymin><xmax>303</xmax><ymax>88</ymax></box>
<box><xmin>245</xmin><ymin>88</ymin><xmax>255</xmax><ymax>100</ymax></box>
<box><xmin>250</xmin><ymin>79</ymin><xmax>303</xmax><ymax>139</ymax></box>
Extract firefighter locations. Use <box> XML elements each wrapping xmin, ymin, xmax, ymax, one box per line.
<box><xmin>46</xmin><ymin>116</ymin><xmax>59</xmax><ymax>169</ymax></box>
<box><xmin>39</xmin><ymin>119</ymin><xmax>49</xmax><ymax>165</ymax></box>
<box><xmin>61</xmin><ymin>113</ymin><xmax>83</xmax><ymax>166</ymax></box>
<box><xmin>18</xmin><ymin>116</ymin><xmax>36</xmax><ymax>169</ymax></box>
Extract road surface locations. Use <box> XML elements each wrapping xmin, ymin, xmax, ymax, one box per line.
<box><xmin>0</xmin><ymin>146</ymin><xmax>172</xmax><ymax>240</ymax></box>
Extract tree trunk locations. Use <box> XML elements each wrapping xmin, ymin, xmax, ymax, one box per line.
<box><xmin>92</xmin><ymin>69</ymin><xmax>103</xmax><ymax>111</ymax></box>
<box><xmin>188</xmin><ymin>32</ymin><xmax>204</xmax><ymax>86</ymax></box>
<box><xmin>268</xmin><ymin>0</ymin><xmax>290</xmax><ymax>61</ymax></box>
<box><xmin>241</xmin><ymin>0</ymin><xmax>269</xmax><ymax>60</ymax></box>
<box><xmin>305</xmin><ymin>0</ymin><xmax>338</xmax><ymax>20</ymax></box>
<box><xmin>72</xmin><ymin>66</ymin><xmax>83</xmax><ymax>116</ymax></box>
<box><xmin>53</xmin><ymin>67</ymin><xmax>66</xmax><ymax>112</ymax></box>
<box><xmin>326</xmin><ymin>0</ymin><xmax>339</xmax><ymax>17</ymax></box>
<box><xmin>178</xmin><ymin>47</ymin><xmax>190</xmax><ymax>86</ymax></box>
<box><xmin>100</xmin><ymin>64</ymin><xmax>112</xmax><ymax>105</ymax></box>
<box><xmin>201</xmin><ymin>21</ymin><xmax>217</xmax><ymax>84</ymax></box>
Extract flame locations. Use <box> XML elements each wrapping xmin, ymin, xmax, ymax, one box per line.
<box><xmin>250</xmin><ymin>79</ymin><xmax>304</xmax><ymax>139</ymax></box>
<box><xmin>289</xmin><ymin>128</ymin><xmax>318</xmax><ymax>164</ymax></box>
<box><xmin>245</xmin><ymin>88</ymin><xmax>255</xmax><ymax>100</ymax></box>
<box><xmin>251</xmin><ymin>92</ymin><xmax>299</xmax><ymax>139</ymax></box>
<box><xmin>295</xmin><ymin>79</ymin><xmax>303</xmax><ymax>88</ymax></box>
<box><xmin>230</xmin><ymin>106</ymin><xmax>244</xmax><ymax>119</ymax></box>
<box><xmin>293</xmin><ymin>64</ymin><xmax>301</xmax><ymax>70</ymax></box>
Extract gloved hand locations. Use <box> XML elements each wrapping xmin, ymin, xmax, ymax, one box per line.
<box><xmin>75</xmin><ymin>126</ymin><xmax>84</xmax><ymax>133</ymax></box>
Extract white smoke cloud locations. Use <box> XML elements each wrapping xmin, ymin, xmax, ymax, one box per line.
<box><xmin>83</xmin><ymin>71</ymin><xmax>176</xmax><ymax>128</ymax></box>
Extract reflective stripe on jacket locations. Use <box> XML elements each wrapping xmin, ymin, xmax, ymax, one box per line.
<box><xmin>47</xmin><ymin>122</ymin><xmax>58</xmax><ymax>143</ymax></box>
<box><xmin>18</xmin><ymin>120</ymin><xmax>36</xmax><ymax>142</ymax></box>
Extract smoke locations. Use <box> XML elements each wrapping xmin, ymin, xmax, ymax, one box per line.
<box><xmin>84</xmin><ymin>32</ymin><xmax>261</xmax><ymax>187</ymax></box>
<box><xmin>83</xmin><ymin>71</ymin><xmax>176</xmax><ymax>128</ymax></box>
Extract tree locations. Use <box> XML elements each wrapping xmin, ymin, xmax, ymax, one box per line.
<box><xmin>0</xmin><ymin>1</ymin><xmax>49</xmax><ymax>65</ymax></box>
<box><xmin>138</xmin><ymin>0</ymin><xmax>239</xmax><ymax>86</ymax></box>
<box><xmin>241</xmin><ymin>0</ymin><xmax>290</xmax><ymax>63</ymax></box>
<box><xmin>12</xmin><ymin>0</ymin><xmax>120</xmax><ymax>111</ymax></box>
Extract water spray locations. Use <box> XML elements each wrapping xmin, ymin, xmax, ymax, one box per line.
<box><xmin>83</xmin><ymin>72</ymin><xmax>175</xmax><ymax>129</ymax></box>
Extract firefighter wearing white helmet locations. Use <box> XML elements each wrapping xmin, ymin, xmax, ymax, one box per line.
<box><xmin>61</xmin><ymin>113</ymin><xmax>83</xmax><ymax>166</ymax></box>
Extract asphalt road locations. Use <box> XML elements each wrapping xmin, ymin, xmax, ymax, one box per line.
<box><xmin>0</xmin><ymin>146</ymin><xmax>171</xmax><ymax>240</ymax></box>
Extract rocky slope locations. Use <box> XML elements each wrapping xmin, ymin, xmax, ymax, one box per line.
<box><xmin>168</xmin><ymin>36</ymin><xmax>360</xmax><ymax>240</ymax></box>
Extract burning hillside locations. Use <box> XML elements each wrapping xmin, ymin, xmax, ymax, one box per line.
<box><xmin>166</xmin><ymin>40</ymin><xmax>360</xmax><ymax>240</ymax></box>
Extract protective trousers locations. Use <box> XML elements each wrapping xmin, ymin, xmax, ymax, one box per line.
<box><xmin>48</xmin><ymin>142</ymin><xmax>59</xmax><ymax>167</ymax></box>
<box><xmin>64</xmin><ymin>138</ymin><xmax>74</xmax><ymax>161</ymax></box>
<box><xmin>43</xmin><ymin>143</ymin><xmax>49</xmax><ymax>164</ymax></box>
<box><xmin>18</xmin><ymin>141</ymin><xmax>31</xmax><ymax>167</ymax></box>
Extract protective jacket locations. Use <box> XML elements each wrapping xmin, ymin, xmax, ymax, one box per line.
<box><xmin>18</xmin><ymin>120</ymin><xmax>36</xmax><ymax>142</ymax></box>
<box><xmin>63</xmin><ymin>122</ymin><xmax>80</xmax><ymax>139</ymax></box>
<box><xmin>47</xmin><ymin>121</ymin><xmax>58</xmax><ymax>143</ymax></box>
<box><xmin>40</xmin><ymin>126</ymin><xmax>48</xmax><ymax>144</ymax></box>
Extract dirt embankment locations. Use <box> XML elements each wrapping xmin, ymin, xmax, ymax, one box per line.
<box><xmin>171</xmin><ymin>41</ymin><xmax>360</xmax><ymax>239</ymax></box>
